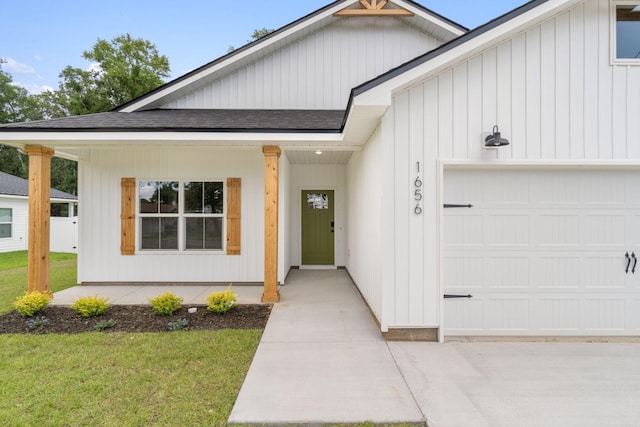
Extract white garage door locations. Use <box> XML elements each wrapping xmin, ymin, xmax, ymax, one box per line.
<box><xmin>444</xmin><ymin>169</ymin><xmax>640</xmax><ymax>336</ymax></box>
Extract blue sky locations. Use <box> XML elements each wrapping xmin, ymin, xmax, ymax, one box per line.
<box><xmin>1</xmin><ymin>0</ymin><xmax>527</xmax><ymax>94</ymax></box>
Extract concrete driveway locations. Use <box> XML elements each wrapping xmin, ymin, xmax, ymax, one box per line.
<box><xmin>227</xmin><ymin>270</ymin><xmax>640</xmax><ymax>426</ymax></box>
<box><xmin>390</xmin><ymin>341</ymin><xmax>640</xmax><ymax>426</ymax></box>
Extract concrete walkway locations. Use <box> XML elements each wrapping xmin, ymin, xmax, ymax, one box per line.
<box><xmin>53</xmin><ymin>270</ymin><xmax>640</xmax><ymax>426</ymax></box>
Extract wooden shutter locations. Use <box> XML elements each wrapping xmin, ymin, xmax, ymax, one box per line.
<box><xmin>226</xmin><ymin>178</ymin><xmax>241</xmax><ymax>255</ymax></box>
<box><xmin>121</xmin><ymin>178</ymin><xmax>136</xmax><ymax>255</ymax></box>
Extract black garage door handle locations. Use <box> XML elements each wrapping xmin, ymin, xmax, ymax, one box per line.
<box><xmin>626</xmin><ymin>252</ymin><xmax>631</xmax><ymax>274</ymax></box>
<box><xmin>633</xmin><ymin>252</ymin><xmax>637</xmax><ymax>274</ymax></box>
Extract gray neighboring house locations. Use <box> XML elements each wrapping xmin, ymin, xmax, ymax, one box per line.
<box><xmin>0</xmin><ymin>171</ymin><xmax>78</xmax><ymax>253</ymax></box>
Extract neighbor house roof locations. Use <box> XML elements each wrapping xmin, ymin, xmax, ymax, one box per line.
<box><xmin>0</xmin><ymin>171</ymin><xmax>77</xmax><ymax>200</ymax></box>
<box><xmin>0</xmin><ymin>109</ymin><xmax>346</xmax><ymax>133</ymax></box>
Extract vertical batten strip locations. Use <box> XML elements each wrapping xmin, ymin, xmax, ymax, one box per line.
<box><xmin>226</xmin><ymin>178</ymin><xmax>241</xmax><ymax>255</ymax></box>
<box><xmin>120</xmin><ymin>178</ymin><xmax>136</xmax><ymax>255</ymax></box>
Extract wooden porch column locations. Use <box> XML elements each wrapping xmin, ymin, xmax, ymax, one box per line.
<box><xmin>262</xmin><ymin>146</ymin><xmax>281</xmax><ymax>303</ymax></box>
<box><xmin>25</xmin><ymin>146</ymin><xmax>55</xmax><ymax>294</ymax></box>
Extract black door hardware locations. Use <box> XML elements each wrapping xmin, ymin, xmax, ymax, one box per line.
<box><xmin>444</xmin><ymin>294</ymin><xmax>473</xmax><ymax>299</ymax></box>
<box><xmin>626</xmin><ymin>252</ymin><xmax>631</xmax><ymax>274</ymax></box>
<box><xmin>633</xmin><ymin>252</ymin><xmax>637</xmax><ymax>274</ymax></box>
<box><xmin>443</xmin><ymin>204</ymin><xmax>473</xmax><ymax>208</ymax></box>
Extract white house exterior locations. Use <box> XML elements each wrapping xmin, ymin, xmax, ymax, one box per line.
<box><xmin>0</xmin><ymin>171</ymin><xmax>78</xmax><ymax>253</ymax></box>
<box><xmin>1</xmin><ymin>0</ymin><xmax>639</xmax><ymax>340</ymax></box>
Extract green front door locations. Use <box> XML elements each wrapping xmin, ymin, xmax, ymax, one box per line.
<box><xmin>301</xmin><ymin>190</ymin><xmax>335</xmax><ymax>265</ymax></box>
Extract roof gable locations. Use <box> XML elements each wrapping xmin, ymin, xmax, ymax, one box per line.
<box><xmin>118</xmin><ymin>0</ymin><xmax>466</xmax><ymax>112</ymax></box>
<box><xmin>353</xmin><ymin>0</ymin><xmax>582</xmax><ymax>104</ymax></box>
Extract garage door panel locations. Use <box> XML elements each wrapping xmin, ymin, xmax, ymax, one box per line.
<box><xmin>581</xmin><ymin>299</ymin><xmax>626</xmax><ymax>331</ymax></box>
<box><xmin>444</xmin><ymin>256</ymin><xmax>483</xmax><ymax>288</ymax></box>
<box><xmin>445</xmin><ymin>215</ymin><xmax>483</xmax><ymax>246</ymax></box>
<box><xmin>581</xmin><ymin>215</ymin><xmax>627</xmax><ymax>246</ymax></box>
<box><xmin>445</xmin><ymin>299</ymin><xmax>484</xmax><ymax>332</ymax></box>
<box><xmin>444</xmin><ymin>169</ymin><xmax>640</xmax><ymax>336</ymax></box>
<box><xmin>579</xmin><ymin>174</ymin><xmax>627</xmax><ymax>205</ymax></box>
<box><xmin>534</xmin><ymin>256</ymin><xmax>580</xmax><ymax>288</ymax></box>
<box><xmin>536</xmin><ymin>215</ymin><xmax>580</xmax><ymax>246</ymax></box>
<box><xmin>485</xmin><ymin>215</ymin><xmax>529</xmax><ymax>246</ymax></box>
<box><xmin>537</xmin><ymin>299</ymin><xmax>581</xmax><ymax>331</ymax></box>
<box><xmin>485</xmin><ymin>257</ymin><xmax>529</xmax><ymax>288</ymax></box>
<box><xmin>485</xmin><ymin>299</ymin><xmax>530</xmax><ymax>331</ymax></box>
<box><xmin>581</xmin><ymin>256</ymin><xmax>627</xmax><ymax>289</ymax></box>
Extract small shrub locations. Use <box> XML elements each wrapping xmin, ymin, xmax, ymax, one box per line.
<box><xmin>95</xmin><ymin>319</ymin><xmax>117</xmax><ymax>331</ymax></box>
<box><xmin>71</xmin><ymin>296</ymin><xmax>110</xmax><ymax>318</ymax></box>
<box><xmin>149</xmin><ymin>292</ymin><xmax>183</xmax><ymax>315</ymax></box>
<box><xmin>168</xmin><ymin>318</ymin><xmax>188</xmax><ymax>331</ymax></box>
<box><xmin>25</xmin><ymin>316</ymin><xmax>49</xmax><ymax>331</ymax></box>
<box><xmin>206</xmin><ymin>285</ymin><xmax>237</xmax><ymax>314</ymax></box>
<box><xmin>14</xmin><ymin>291</ymin><xmax>52</xmax><ymax>317</ymax></box>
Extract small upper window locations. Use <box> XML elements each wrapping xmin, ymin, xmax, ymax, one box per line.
<box><xmin>614</xmin><ymin>2</ymin><xmax>640</xmax><ymax>61</ymax></box>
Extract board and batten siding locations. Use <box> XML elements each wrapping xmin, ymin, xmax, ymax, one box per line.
<box><xmin>78</xmin><ymin>148</ymin><xmax>264</xmax><ymax>284</ymax></box>
<box><xmin>346</xmin><ymin>125</ymin><xmax>384</xmax><ymax>324</ymax></box>
<box><xmin>289</xmin><ymin>163</ymin><xmax>346</xmax><ymax>267</ymax></box>
<box><xmin>279</xmin><ymin>153</ymin><xmax>291</xmax><ymax>283</ymax></box>
<box><xmin>381</xmin><ymin>0</ymin><xmax>640</xmax><ymax>330</ymax></box>
<box><xmin>410</xmin><ymin>0</ymin><xmax>640</xmax><ymax>162</ymax></box>
<box><xmin>163</xmin><ymin>17</ymin><xmax>444</xmax><ymax>110</ymax></box>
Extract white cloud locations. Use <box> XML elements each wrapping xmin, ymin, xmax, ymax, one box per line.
<box><xmin>3</xmin><ymin>57</ymin><xmax>36</xmax><ymax>75</ymax></box>
<box><xmin>11</xmin><ymin>81</ymin><xmax>54</xmax><ymax>95</ymax></box>
<box><xmin>34</xmin><ymin>55</ymin><xmax>43</xmax><ymax>61</ymax></box>
<box><xmin>88</xmin><ymin>62</ymin><xmax>102</xmax><ymax>73</ymax></box>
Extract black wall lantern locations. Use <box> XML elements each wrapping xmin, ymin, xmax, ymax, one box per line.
<box><xmin>484</xmin><ymin>125</ymin><xmax>510</xmax><ymax>147</ymax></box>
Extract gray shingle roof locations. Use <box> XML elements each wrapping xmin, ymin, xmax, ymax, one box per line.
<box><xmin>0</xmin><ymin>171</ymin><xmax>77</xmax><ymax>200</ymax></box>
<box><xmin>0</xmin><ymin>109</ymin><xmax>346</xmax><ymax>133</ymax></box>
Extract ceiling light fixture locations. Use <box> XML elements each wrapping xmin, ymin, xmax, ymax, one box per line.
<box><xmin>315</xmin><ymin>150</ymin><xmax>323</xmax><ymax>155</ymax></box>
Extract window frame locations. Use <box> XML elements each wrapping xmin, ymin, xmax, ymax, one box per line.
<box><xmin>137</xmin><ymin>180</ymin><xmax>226</xmax><ymax>253</ymax></box>
<box><xmin>0</xmin><ymin>207</ymin><xmax>12</xmax><ymax>239</ymax></box>
<box><xmin>611</xmin><ymin>0</ymin><xmax>640</xmax><ymax>64</ymax></box>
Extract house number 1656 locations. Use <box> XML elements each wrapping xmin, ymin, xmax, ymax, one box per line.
<box><xmin>414</xmin><ymin>162</ymin><xmax>423</xmax><ymax>215</ymax></box>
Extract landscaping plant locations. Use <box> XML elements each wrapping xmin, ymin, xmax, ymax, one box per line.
<box><xmin>13</xmin><ymin>291</ymin><xmax>52</xmax><ymax>317</ymax></box>
<box><xmin>70</xmin><ymin>296</ymin><xmax>110</xmax><ymax>317</ymax></box>
<box><xmin>94</xmin><ymin>319</ymin><xmax>117</xmax><ymax>331</ymax></box>
<box><xmin>206</xmin><ymin>285</ymin><xmax>237</xmax><ymax>314</ymax></box>
<box><xmin>149</xmin><ymin>292</ymin><xmax>183</xmax><ymax>315</ymax></box>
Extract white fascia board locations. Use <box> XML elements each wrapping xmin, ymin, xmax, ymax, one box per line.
<box><xmin>355</xmin><ymin>0</ymin><xmax>579</xmax><ymax>107</ymax></box>
<box><xmin>0</xmin><ymin>131</ymin><xmax>344</xmax><ymax>144</ymax></box>
<box><xmin>401</xmin><ymin>2</ymin><xmax>467</xmax><ymax>37</ymax></box>
<box><xmin>120</xmin><ymin>1</ymin><xmax>356</xmax><ymax>113</ymax></box>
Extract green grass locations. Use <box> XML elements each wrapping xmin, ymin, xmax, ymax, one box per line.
<box><xmin>0</xmin><ymin>250</ymin><xmax>76</xmax><ymax>271</ymax></box>
<box><xmin>0</xmin><ymin>251</ymin><xmax>77</xmax><ymax>314</ymax></box>
<box><xmin>0</xmin><ymin>330</ymin><xmax>263</xmax><ymax>427</ymax></box>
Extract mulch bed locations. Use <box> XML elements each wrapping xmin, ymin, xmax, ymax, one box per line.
<box><xmin>0</xmin><ymin>304</ymin><xmax>272</xmax><ymax>335</ymax></box>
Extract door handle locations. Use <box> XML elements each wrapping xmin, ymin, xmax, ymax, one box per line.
<box><xmin>633</xmin><ymin>252</ymin><xmax>637</xmax><ymax>274</ymax></box>
<box><xmin>625</xmin><ymin>252</ymin><xmax>631</xmax><ymax>274</ymax></box>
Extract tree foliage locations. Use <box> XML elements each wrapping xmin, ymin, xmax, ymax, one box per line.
<box><xmin>228</xmin><ymin>27</ymin><xmax>275</xmax><ymax>52</ymax></box>
<box><xmin>0</xmin><ymin>34</ymin><xmax>170</xmax><ymax>194</ymax></box>
<box><xmin>59</xmin><ymin>34</ymin><xmax>170</xmax><ymax>115</ymax></box>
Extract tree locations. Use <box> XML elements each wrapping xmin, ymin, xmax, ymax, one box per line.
<box><xmin>58</xmin><ymin>33</ymin><xmax>171</xmax><ymax>115</ymax></box>
<box><xmin>228</xmin><ymin>27</ymin><xmax>275</xmax><ymax>52</ymax></box>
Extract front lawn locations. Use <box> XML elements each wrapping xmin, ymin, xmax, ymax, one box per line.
<box><xmin>0</xmin><ymin>330</ymin><xmax>262</xmax><ymax>426</ymax></box>
<box><xmin>0</xmin><ymin>251</ymin><xmax>77</xmax><ymax>314</ymax></box>
<box><xmin>0</xmin><ymin>250</ymin><xmax>264</xmax><ymax>426</ymax></box>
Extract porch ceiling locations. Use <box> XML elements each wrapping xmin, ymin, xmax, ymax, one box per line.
<box><xmin>285</xmin><ymin>149</ymin><xmax>353</xmax><ymax>165</ymax></box>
